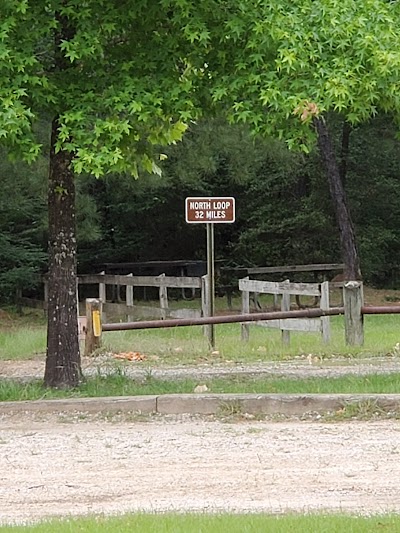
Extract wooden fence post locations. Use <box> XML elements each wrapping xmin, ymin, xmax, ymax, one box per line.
<box><xmin>126</xmin><ymin>273</ymin><xmax>134</xmax><ymax>321</ymax></box>
<box><xmin>344</xmin><ymin>281</ymin><xmax>364</xmax><ymax>346</ymax></box>
<box><xmin>84</xmin><ymin>298</ymin><xmax>102</xmax><ymax>356</ymax></box>
<box><xmin>320</xmin><ymin>280</ymin><xmax>331</xmax><ymax>343</ymax></box>
<box><xmin>281</xmin><ymin>291</ymin><xmax>291</xmax><ymax>345</ymax></box>
<box><xmin>201</xmin><ymin>274</ymin><xmax>213</xmax><ymax>345</ymax></box>
<box><xmin>158</xmin><ymin>273</ymin><xmax>168</xmax><ymax>319</ymax></box>
<box><xmin>241</xmin><ymin>276</ymin><xmax>250</xmax><ymax>341</ymax></box>
<box><xmin>99</xmin><ymin>271</ymin><xmax>106</xmax><ymax>303</ymax></box>
<box><xmin>201</xmin><ymin>275</ymin><xmax>209</xmax><ymax>317</ymax></box>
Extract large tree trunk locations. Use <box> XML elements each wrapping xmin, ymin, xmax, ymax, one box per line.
<box><xmin>44</xmin><ymin>118</ymin><xmax>81</xmax><ymax>388</ymax></box>
<box><xmin>313</xmin><ymin>116</ymin><xmax>361</xmax><ymax>280</ymax></box>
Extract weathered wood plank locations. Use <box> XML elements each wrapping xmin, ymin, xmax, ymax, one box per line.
<box><xmin>102</xmin><ymin>302</ymin><xmax>200</xmax><ymax>321</ymax></box>
<box><xmin>281</xmin><ymin>291</ymin><xmax>291</xmax><ymax>344</ymax></box>
<box><xmin>239</xmin><ymin>278</ymin><xmax>321</xmax><ymax>296</ymax></box>
<box><xmin>78</xmin><ymin>274</ymin><xmax>202</xmax><ymax>288</ymax></box>
<box><xmin>85</xmin><ymin>299</ymin><xmax>102</xmax><ymax>356</ymax></box>
<box><xmin>320</xmin><ymin>280</ymin><xmax>330</xmax><ymax>343</ymax></box>
<box><xmin>247</xmin><ymin>263</ymin><xmax>344</xmax><ymax>275</ymax></box>
<box><xmin>255</xmin><ymin>318</ymin><xmax>321</xmax><ymax>332</ymax></box>
<box><xmin>344</xmin><ymin>281</ymin><xmax>364</xmax><ymax>346</ymax></box>
<box><xmin>241</xmin><ymin>276</ymin><xmax>250</xmax><ymax>342</ymax></box>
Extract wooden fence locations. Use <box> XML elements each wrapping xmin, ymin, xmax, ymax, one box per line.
<box><xmin>82</xmin><ymin>281</ymin><xmax>400</xmax><ymax>355</ymax></box>
<box><xmin>239</xmin><ymin>277</ymin><xmax>331</xmax><ymax>344</ymax></box>
<box><xmin>84</xmin><ymin>282</ymin><xmax>363</xmax><ymax>352</ymax></box>
<box><xmin>78</xmin><ymin>272</ymin><xmax>206</xmax><ymax>321</ymax></box>
<box><xmin>20</xmin><ymin>272</ymin><xmax>210</xmax><ymax>322</ymax></box>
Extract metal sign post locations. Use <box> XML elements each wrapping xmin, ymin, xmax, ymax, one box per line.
<box><xmin>206</xmin><ymin>222</ymin><xmax>215</xmax><ymax>348</ymax></box>
<box><xmin>185</xmin><ymin>197</ymin><xmax>235</xmax><ymax>349</ymax></box>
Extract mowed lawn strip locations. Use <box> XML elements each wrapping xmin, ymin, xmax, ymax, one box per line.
<box><xmin>2</xmin><ymin>513</ymin><xmax>400</xmax><ymax>533</ymax></box>
<box><xmin>1</xmin><ymin>372</ymin><xmax>400</xmax><ymax>402</ymax></box>
<box><xmin>2</xmin><ymin>307</ymin><xmax>400</xmax><ymax>364</ymax></box>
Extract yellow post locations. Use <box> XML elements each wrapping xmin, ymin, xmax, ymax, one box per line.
<box><xmin>84</xmin><ymin>298</ymin><xmax>102</xmax><ymax>356</ymax></box>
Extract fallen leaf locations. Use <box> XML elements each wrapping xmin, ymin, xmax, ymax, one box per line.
<box><xmin>113</xmin><ymin>351</ymin><xmax>146</xmax><ymax>362</ymax></box>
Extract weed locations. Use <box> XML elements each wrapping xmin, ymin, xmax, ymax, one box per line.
<box><xmin>218</xmin><ymin>399</ymin><xmax>242</xmax><ymax>416</ymax></box>
<box><xmin>328</xmin><ymin>399</ymin><xmax>387</xmax><ymax>421</ymax></box>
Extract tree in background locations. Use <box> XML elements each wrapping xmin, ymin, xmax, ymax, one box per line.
<box><xmin>3</xmin><ymin>1</ymin><xmax>400</xmax><ymax>389</ymax></box>
<box><xmin>0</xmin><ymin>0</ymin><xmax>228</xmax><ymax>387</ymax></box>
<box><xmin>79</xmin><ymin>118</ymin><xmax>337</xmax><ymax>276</ymax></box>
<box><xmin>0</xmin><ymin>150</ymin><xmax>47</xmax><ymax>301</ymax></box>
<box><xmin>210</xmin><ymin>0</ymin><xmax>400</xmax><ymax>280</ymax></box>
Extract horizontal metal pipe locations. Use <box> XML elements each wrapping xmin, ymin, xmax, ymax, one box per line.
<box><xmin>102</xmin><ymin>307</ymin><xmax>345</xmax><ymax>332</ymax></box>
<box><xmin>361</xmin><ymin>306</ymin><xmax>400</xmax><ymax>315</ymax></box>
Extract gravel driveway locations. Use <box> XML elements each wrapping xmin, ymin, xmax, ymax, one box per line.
<box><xmin>1</xmin><ymin>414</ymin><xmax>400</xmax><ymax>525</ymax></box>
<box><xmin>2</xmin><ymin>356</ymin><xmax>400</xmax><ymax>525</ymax></box>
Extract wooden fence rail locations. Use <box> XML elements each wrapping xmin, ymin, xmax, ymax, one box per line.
<box><xmin>239</xmin><ymin>277</ymin><xmax>331</xmax><ymax>344</ymax></box>
<box><xmin>79</xmin><ymin>272</ymin><xmax>205</xmax><ymax>323</ymax></box>
<box><xmin>83</xmin><ymin>282</ymin><xmax>400</xmax><ymax>355</ymax></box>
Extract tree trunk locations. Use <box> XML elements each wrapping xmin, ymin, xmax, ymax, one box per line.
<box><xmin>44</xmin><ymin>118</ymin><xmax>81</xmax><ymax>388</ymax></box>
<box><xmin>313</xmin><ymin>116</ymin><xmax>361</xmax><ymax>280</ymax></box>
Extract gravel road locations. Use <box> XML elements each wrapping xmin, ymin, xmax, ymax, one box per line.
<box><xmin>2</xmin><ymin>356</ymin><xmax>400</xmax><ymax>524</ymax></box>
<box><xmin>1</xmin><ymin>414</ymin><xmax>400</xmax><ymax>525</ymax></box>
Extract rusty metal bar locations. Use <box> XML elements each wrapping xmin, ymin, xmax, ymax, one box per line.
<box><xmin>361</xmin><ymin>306</ymin><xmax>400</xmax><ymax>315</ymax></box>
<box><xmin>102</xmin><ymin>307</ymin><xmax>345</xmax><ymax>332</ymax></box>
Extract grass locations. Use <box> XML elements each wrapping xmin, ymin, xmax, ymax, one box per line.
<box><xmin>2</xmin><ymin>370</ymin><xmax>400</xmax><ymax>402</ymax></box>
<box><xmin>2</xmin><ymin>513</ymin><xmax>400</xmax><ymax>532</ymax></box>
<box><xmin>0</xmin><ymin>307</ymin><xmax>46</xmax><ymax>360</ymax></box>
<box><xmin>1</xmin><ymin>293</ymin><xmax>400</xmax><ymax>365</ymax></box>
<box><xmin>96</xmin><ymin>313</ymin><xmax>400</xmax><ymax>365</ymax></box>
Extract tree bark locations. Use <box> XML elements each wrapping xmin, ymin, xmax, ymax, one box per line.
<box><xmin>44</xmin><ymin>118</ymin><xmax>81</xmax><ymax>388</ymax></box>
<box><xmin>313</xmin><ymin>116</ymin><xmax>361</xmax><ymax>280</ymax></box>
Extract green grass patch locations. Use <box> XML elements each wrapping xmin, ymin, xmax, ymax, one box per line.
<box><xmin>0</xmin><ymin>308</ymin><xmax>46</xmax><ymax>360</ymax></box>
<box><xmin>2</xmin><ymin>370</ymin><xmax>400</xmax><ymax>402</ymax></box>
<box><xmin>2</xmin><ymin>304</ymin><xmax>400</xmax><ymax>364</ymax></box>
<box><xmin>2</xmin><ymin>513</ymin><xmax>400</xmax><ymax>532</ymax></box>
<box><xmin>103</xmin><ymin>314</ymin><xmax>400</xmax><ymax>365</ymax></box>
<box><xmin>0</xmin><ymin>328</ymin><xmax>46</xmax><ymax>360</ymax></box>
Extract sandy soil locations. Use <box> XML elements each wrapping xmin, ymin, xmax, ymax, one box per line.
<box><xmin>2</xmin><ymin>356</ymin><xmax>400</xmax><ymax>524</ymax></box>
<box><xmin>3</xmin><ymin>355</ymin><xmax>400</xmax><ymax>381</ymax></box>
<box><xmin>1</xmin><ymin>413</ymin><xmax>400</xmax><ymax>524</ymax></box>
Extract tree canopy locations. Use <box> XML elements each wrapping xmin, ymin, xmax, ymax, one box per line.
<box><xmin>2</xmin><ymin>0</ymin><xmax>400</xmax><ymax>386</ymax></box>
<box><xmin>0</xmin><ymin>0</ymin><xmax>236</xmax><ymax>387</ymax></box>
<box><xmin>211</xmin><ymin>0</ymin><xmax>400</xmax><ymax>144</ymax></box>
<box><xmin>207</xmin><ymin>0</ymin><xmax>400</xmax><ymax>279</ymax></box>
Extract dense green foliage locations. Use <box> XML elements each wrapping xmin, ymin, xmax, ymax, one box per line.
<box><xmin>0</xmin><ymin>150</ymin><xmax>47</xmax><ymax>300</ymax></box>
<box><xmin>77</xmin><ymin>116</ymin><xmax>400</xmax><ymax>287</ymax></box>
<box><xmin>2</xmin><ymin>114</ymin><xmax>400</xmax><ymax>298</ymax></box>
<box><xmin>1</xmin><ymin>0</ymin><xmax>400</xmax><ymax>306</ymax></box>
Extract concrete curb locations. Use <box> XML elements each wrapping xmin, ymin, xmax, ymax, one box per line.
<box><xmin>0</xmin><ymin>395</ymin><xmax>158</xmax><ymax>415</ymax></box>
<box><xmin>2</xmin><ymin>393</ymin><xmax>400</xmax><ymax>417</ymax></box>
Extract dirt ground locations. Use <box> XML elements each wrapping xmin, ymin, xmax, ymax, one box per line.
<box><xmin>3</xmin><ymin>354</ymin><xmax>400</xmax><ymax>382</ymax></box>
<box><xmin>1</xmin><ymin>413</ymin><xmax>400</xmax><ymax>525</ymax></box>
<box><xmin>2</xmin><ymin>354</ymin><xmax>400</xmax><ymax>524</ymax></box>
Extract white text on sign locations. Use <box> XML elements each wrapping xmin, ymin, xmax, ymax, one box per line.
<box><xmin>185</xmin><ymin>197</ymin><xmax>235</xmax><ymax>224</ymax></box>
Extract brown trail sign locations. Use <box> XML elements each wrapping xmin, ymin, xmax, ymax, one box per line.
<box><xmin>185</xmin><ymin>196</ymin><xmax>236</xmax><ymax>350</ymax></box>
<box><xmin>185</xmin><ymin>197</ymin><xmax>235</xmax><ymax>223</ymax></box>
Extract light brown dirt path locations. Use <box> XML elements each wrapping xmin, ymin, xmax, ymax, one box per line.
<box><xmin>3</xmin><ymin>355</ymin><xmax>400</xmax><ymax>381</ymax></box>
<box><xmin>1</xmin><ymin>415</ymin><xmax>400</xmax><ymax>524</ymax></box>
